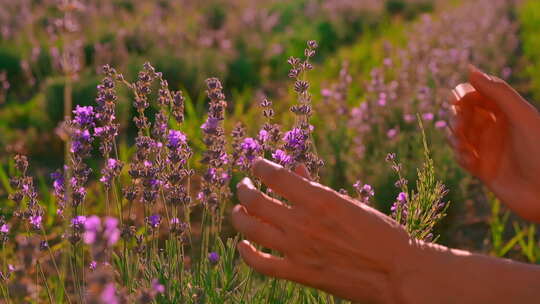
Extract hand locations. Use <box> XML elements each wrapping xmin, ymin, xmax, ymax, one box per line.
<box><xmin>232</xmin><ymin>159</ymin><xmax>540</xmax><ymax>303</ymax></box>
<box><xmin>232</xmin><ymin>158</ymin><xmax>415</xmax><ymax>303</ymax></box>
<box><xmin>449</xmin><ymin>66</ymin><xmax>540</xmax><ymax>222</ymax></box>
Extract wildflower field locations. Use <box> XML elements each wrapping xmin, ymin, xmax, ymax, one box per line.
<box><xmin>0</xmin><ymin>0</ymin><xmax>539</xmax><ymax>303</ymax></box>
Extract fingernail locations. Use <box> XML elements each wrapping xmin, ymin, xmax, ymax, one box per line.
<box><xmin>469</xmin><ymin>64</ymin><xmax>492</xmax><ymax>81</ymax></box>
<box><xmin>242</xmin><ymin>177</ymin><xmax>255</xmax><ymax>189</ymax></box>
<box><xmin>450</xmin><ymin>105</ymin><xmax>458</xmax><ymax>115</ymax></box>
<box><xmin>252</xmin><ymin>157</ymin><xmax>282</xmax><ymax>178</ymax></box>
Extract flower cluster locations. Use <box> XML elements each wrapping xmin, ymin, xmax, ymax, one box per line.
<box><xmin>9</xmin><ymin>155</ymin><xmax>44</xmax><ymax>230</ymax></box>
<box><xmin>94</xmin><ymin>65</ymin><xmax>120</xmax><ymax>157</ymax></box>
<box><xmin>199</xmin><ymin>78</ymin><xmax>231</xmax><ymax>211</ymax></box>
<box><xmin>320</xmin><ymin>61</ymin><xmax>352</xmax><ymax>117</ymax></box>
<box><xmin>280</xmin><ymin>41</ymin><xmax>324</xmax><ymax>177</ymax></box>
<box><xmin>84</xmin><ymin>216</ymin><xmax>120</xmax><ymax>262</ymax></box>
<box><xmin>386</xmin><ymin>140</ymin><xmax>449</xmax><ymax>242</ymax></box>
<box><xmin>100</xmin><ymin>158</ymin><xmax>124</xmax><ymax>189</ymax></box>
<box><xmin>352</xmin><ymin>181</ymin><xmax>375</xmax><ymax>205</ymax></box>
<box><xmin>68</xmin><ymin>105</ymin><xmax>96</xmax><ymax>208</ymax></box>
<box><xmin>348</xmin><ymin>0</ymin><xmax>517</xmax><ymax>159</ymax></box>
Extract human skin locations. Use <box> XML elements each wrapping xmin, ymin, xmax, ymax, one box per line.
<box><xmin>231</xmin><ymin>67</ymin><xmax>540</xmax><ymax>302</ymax></box>
<box><xmin>449</xmin><ymin>65</ymin><xmax>540</xmax><ymax>223</ymax></box>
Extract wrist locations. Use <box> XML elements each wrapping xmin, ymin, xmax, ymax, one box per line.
<box><xmin>393</xmin><ymin>239</ymin><xmax>540</xmax><ymax>304</ymax></box>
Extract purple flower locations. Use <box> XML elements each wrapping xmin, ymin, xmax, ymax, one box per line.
<box><xmin>361</xmin><ymin>184</ymin><xmax>374</xmax><ymax>197</ymax></box>
<box><xmin>71</xmin><ymin>215</ymin><xmax>87</xmax><ymax>231</ymax></box>
<box><xmin>387</xmin><ymin>128</ymin><xmax>398</xmax><ymax>139</ymax></box>
<box><xmin>83</xmin><ymin>216</ymin><xmax>119</xmax><ymax>246</ymax></box>
<box><xmin>240</xmin><ymin>137</ymin><xmax>261</xmax><ymax>162</ymax></box>
<box><xmin>397</xmin><ymin>192</ymin><xmax>407</xmax><ymax>203</ymax></box>
<box><xmin>391</xmin><ymin>192</ymin><xmax>408</xmax><ymax>214</ymax></box>
<box><xmin>422</xmin><ymin>113</ymin><xmax>434</xmax><ymax>121</ymax></box>
<box><xmin>258</xmin><ymin>129</ymin><xmax>269</xmax><ymax>144</ymax></box>
<box><xmin>201</xmin><ymin>117</ymin><xmax>219</xmax><ymax>134</ymax></box>
<box><xmin>147</xmin><ymin>215</ymin><xmax>161</xmax><ymax>229</ymax></box>
<box><xmin>0</xmin><ymin>224</ymin><xmax>9</xmax><ymax>233</ymax></box>
<box><xmin>100</xmin><ymin>158</ymin><xmax>123</xmax><ymax>187</ymax></box>
<box><xmin>272</xmin><ymin>149</ymin><xmax>292</xmax><ymax>166</ymax></box>
<box><xmin>103</xmin><ymin>217</ymin><xmax>120</xmax><ymax>246</ymax></box>
<box><xmin>89</xmin><ymin>261</ymin><xmax>97</xmax><ymax>270</ymax></box>
<box><xmin>208</xmin><ymin>252</ymin><xmax>219</xmax><ymax>264</ymax></box>
<box><xmin>377</xmin><ymin>93</ymin><xmax>387</xmax><ymax>106</ymax></box>
<box><xmin>196</xmin><ymin>191</ymin><xmax>205</xmax><ymax>202</ymax></box>
<box><xmin>29</xmin><ymin>215</ymin><xmax>42</xmax><ymax>229</ymax></box>
<box><xmin>321</xmin><ymin>88</ymin><xmax>332</xmax><ymax>97</ymax></box>
<box><xmin>170</xmin><ymin>217</ymin><xmax>180</xmax><ymax>225</ymax></box>
<box><xmin>93</xmin><ymin>126</ymin><xmax>105</xmax><ymax>137</ymax></box>
<box><xmin>167</xmin><ymin>130</ymin><xmax>187</xmax><ymax>149</ymax></box>
<box><xmin>403</xmin><ymin>114</ymin><xmax>415</xmax><ymax>123</ymax></box>
<box><xmin>353</xmin><ymin>181</ymin><xmax>375</xmax><ymax>203</ymax></box>
<box><xmin>100</xmin><ymin>283</ymin><xmax>119</xmax><ymax>304</ymax></box>
<box><xmin>283</xmin><ymin>128</ymin><xmax>307</xmax><ymax>151</ymax></box>
<box><xmin>73</xmin><ymin>105</ymin><xmax>95</xmax><ymax>127</ymax></box>
<box><xmin>106</xmin><ymin>158</ymin><xmax>119</xmax><ymax>170</ymax></box>
<box><xmin>83</xmin><ymin>216</ymin><xmax>101</xmax><ymax>244</ymax></box>
<box><xmin>435</xmin><ymin>120</ymin><xmax>447</xmax><ymax>129</ymax></box>
<box><xmin>152</xmin><ymin>279</ymin><xmax>165</xmax><ymax>294</ymax></box>
<box><xmin>51</xmin><ymin>171</ymin><xmax>64</xmax><ymax>191</ymax></box>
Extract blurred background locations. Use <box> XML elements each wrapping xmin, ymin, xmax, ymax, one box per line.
<box><xmin>1</xmin><ymin>0</ymin><xmax>540</xmax><ymax>259</ymax></box>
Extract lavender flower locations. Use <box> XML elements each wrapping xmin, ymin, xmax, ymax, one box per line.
<box><xmin>208</xmin><ymin>252</ymin><xmax>219</xmax><ymax>264</ymax></box>
<box><xmin>152</xmin><ymin>279</ymin><xmax>165</xmax><ymax>294</ymax></box>
<box><xmin>67</xmin><ymin>105</ymin><xmax>96</xmax><ymax>208</ymax></box>
<box><xmin>100</xmin><ymin>158</ymin><xmax>123</xmax><ymax>188</ymax></box>
<box><xmin>235</xmin><ymin>137</ymin><xmax>262</xmax><ymax>170</ymax></box>
<box><xmin>73</xmin><ymin>105</ymin><xmax>95</xmax><ymax>127</ymax></box>
<box><xmin>435</xmin><ymin>120</ymin><xmax>447</xmax><ymax>129</ymax></box>
<box><xmin>391</xmin><ymin>192</ymin><xmax>408</xmax><ymax>214</ymax></box>
<box><xmin>0</xmin><ymin>224</ymin><xmax>8</xmax><ymax>234</ymax></box>
<box><xmin>201</xmin><ymin>117</ymin><xmax>220</xmax><ymax>135</ymax></box>
<box><xmin>283</xmin><ymin>128</ymin><xmax>308</xmax><ymax>152</ymax></box>
<box><xmin>272</xmin><ymin>149</ymin><xmax>292</xmax><ymax>166</ymax></box>
<box><xmin>167</xmin><ymin>130</ymin><xmax>187</xmax><ymax>149</ymax></box>
<box><xmin>29</xmin><ymin>215</ymin><xmax>42</xmax><ymax>230</ymax></box>
<box><xmin>84</xmin><ymin>216</ymin><xmax>120</xmax><ymax>247</ymax></box>
<box><xmin>147</xmin><ymin>215</ymin><xmax>161</xmax><ymax>229</ymax></box>
<box><xmin>71</xmin><ymin>215</ymin><xmax>86</xmax><ymax>232</ymax></box>
<box><xmin>50</xmin><ymin>170</ymin><xmax>65</xmax><ymax>215</ymax></box>
<box><xmin>353</xmin><ymin>181</ymin><xmax>375</xmax><ymax>204</ymax></box>
<box><xmin>89</xmin><ymin>260</ymin><xmax>97</xmax><ymax>271</ymax></box>
<box><xmin>100</xmin><ymin>283</ymin><xmax>119</xmax><ymax>304</ymax></box>
<box><xmin>200</xmin><ymin>77</ymin><xmax>231</xmax><ymax>211</ymax></box>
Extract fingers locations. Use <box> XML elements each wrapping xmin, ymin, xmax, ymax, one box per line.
<box><xmin>237</xmin><ymin>240</ymin><xmax>293</xmax><ymax>279</ymax></box>
<box><xmin>468</xmin><ymin>64</ymin><xmax>537</xmax><ymax>121</ymax></box>
<box><xmin>232</xmin><ymin>205</ymin><xmax>288</xmax><ymax>253</ymax></box>
<box><xmin>251</xmin><ymin>158</ymin><xmax>332</xmax><ymax>208</ymax></box>
<box><xmin>237</xmin><ymin>177</ymin><xmax>293</xmax><ymax>227</ymax></box>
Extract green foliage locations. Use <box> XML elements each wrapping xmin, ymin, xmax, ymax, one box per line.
<box><xmin>44</xmin><ymin>76</ymin><xmax>99</xmax><ymax>124</ymax></box>
<box><xmin>386</xmin><ymin>0</ymin><xmax>407</xmax><ymax>15</ymax></box>
<box><xmin>488</xmin><ymin>193</ymin><xmax>540</xmax><ymax>263</ymax></box>
<box><xmin>390</xmin><ymin>119</ymin><xmax>450</xmax><ymax>241</ymax></box>
<box><xmin>206</xmin><ymin>4</ymin><xmax>227</xmax><ymax>30</ymax></box>
<box><xmin>518</xmin><ymin>0</ymin><xmax>540</xmax><ymax>106</ymax></box>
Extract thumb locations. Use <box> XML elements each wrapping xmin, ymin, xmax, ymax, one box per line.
<box><xmin>468</xmin><ymin>65</ymin><xmax>538</xmax><ymax>121</ymax></box>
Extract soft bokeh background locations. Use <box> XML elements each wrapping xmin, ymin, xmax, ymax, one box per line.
<box><xmin>1</xmin><ymin>0</ymin><xmax>540</xmax><ymax>301</ymax></box>
<box><xmin>1</xmin><ymin>0</ymin><xmax>539</xmax><ymax>251</ymax></box>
